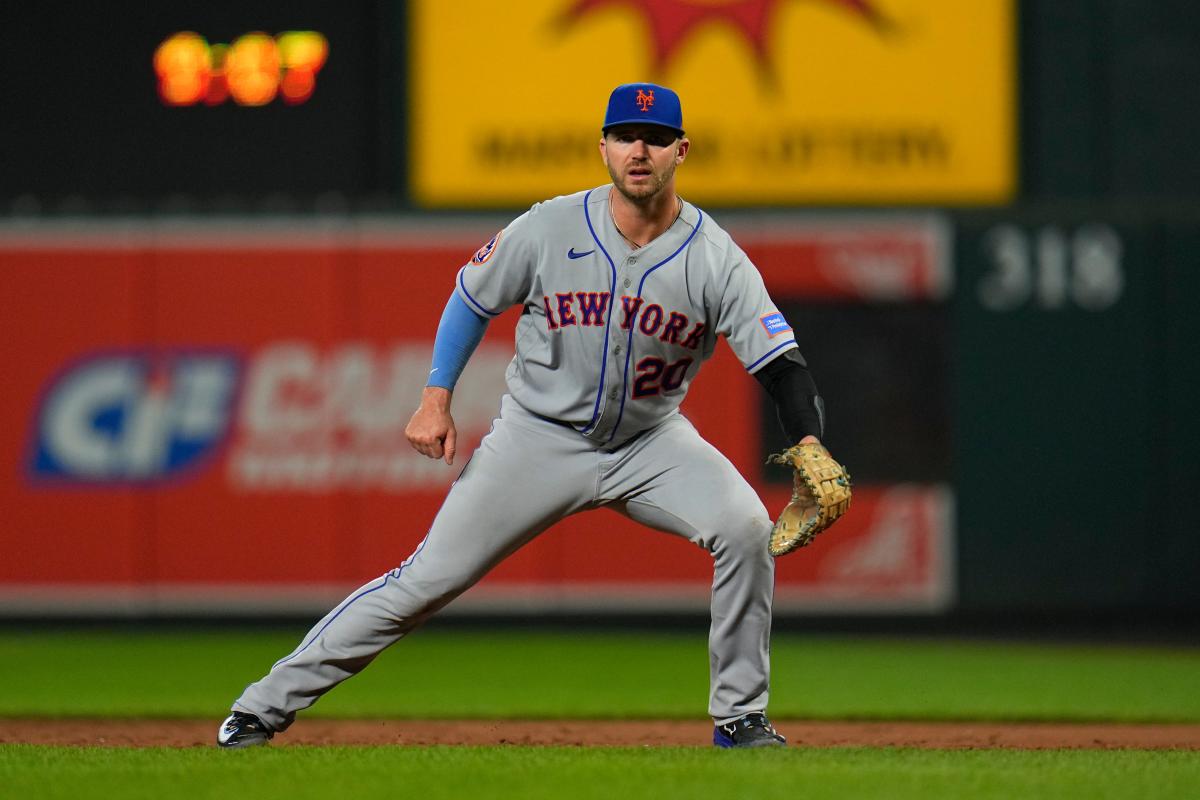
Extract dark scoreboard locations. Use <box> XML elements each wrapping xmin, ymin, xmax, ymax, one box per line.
<box><xmin>0</xmin><ymin>4</ymin><xmax>393</xmax><ymax>212</ymax></box>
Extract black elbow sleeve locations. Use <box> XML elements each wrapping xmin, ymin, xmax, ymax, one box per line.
<box><xmin>753</xmin><ymin>349</ymin><xmax>826</xmax><ymax>442</ymax></box>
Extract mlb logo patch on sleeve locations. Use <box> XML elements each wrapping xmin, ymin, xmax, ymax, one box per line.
<box><xmin>471</xmin><ymin>231</ymin><xmax>502</xmax><ymax>265</ymax></box>
<box><xmin>760</xmin><ymin>312</ymin><xmax>792</xmax><ymax>338</ymax></box>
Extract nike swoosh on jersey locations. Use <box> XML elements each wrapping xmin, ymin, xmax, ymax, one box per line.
<box><xmin>567</xmin><ymin>248</ymin><xmax>595</xmax><ymax>259</ymax></box>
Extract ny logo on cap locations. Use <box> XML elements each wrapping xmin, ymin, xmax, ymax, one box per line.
<box><xmin>635</xmin><ymin>89</ymin><xmax>655</xmax><ymax>111</ymax></box>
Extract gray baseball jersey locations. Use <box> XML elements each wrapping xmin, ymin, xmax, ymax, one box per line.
<box><xmin>456</xmin><ymin>186</ymin><xmax>798</xmax><ymax>442</ymax></box>
<box><xmin>231</xmin><ymin>184</ymin><xmax>797</xmax><ymax>734</ymax></box>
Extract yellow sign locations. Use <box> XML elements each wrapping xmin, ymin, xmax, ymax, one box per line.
<box><xmin>411</xmin><ymin>0</ymin><xmax>1013</xmax><ymax>206</ymax></box>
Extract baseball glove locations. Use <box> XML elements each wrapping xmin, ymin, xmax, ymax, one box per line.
<box><xmin>766</xmin><ymin>442</ymin><xmax>852</xmax><ymax>556</ymax></box>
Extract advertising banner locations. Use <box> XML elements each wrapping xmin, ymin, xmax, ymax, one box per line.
<box><xmin>0</xmin><ymin>217</ymin><xmax>952</xmax><ymax>615</ymax></box>
<box><xmin>410</xmin><ymin>0</ymin><xmax>1014</xmax><ymax>206</ymax></box>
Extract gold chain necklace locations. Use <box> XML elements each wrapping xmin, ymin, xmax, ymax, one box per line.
<box><xmin>609</xmin><ymin>192</ymin><xmax>682</xmax><ymax>250</ymax></box>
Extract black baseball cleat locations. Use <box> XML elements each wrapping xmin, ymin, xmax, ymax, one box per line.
<box><xmin>713</xmin><ymin>712</ymin><xmax>788</xmax><ymax>748</ymax></box>
<box><xmin>216</xmin><ymin>711</ymin><xmax>274</xmax><ymax>748</ymax></box>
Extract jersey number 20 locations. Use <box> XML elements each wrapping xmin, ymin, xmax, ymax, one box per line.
<box><xmin>633</xmin><ymin>357</ymin><xmax>694</xmax><ymax>399</ymax></box>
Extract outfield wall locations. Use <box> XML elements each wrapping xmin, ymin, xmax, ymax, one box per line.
<box><xmin>0</xmin><ymin>216</ymin><xmax>952</xmax><ymax>616</ymax></box>
<box><xmin>1</xmin><ymin>212</ymin><xmax>1194</xmax><ymax>617</ymax></box>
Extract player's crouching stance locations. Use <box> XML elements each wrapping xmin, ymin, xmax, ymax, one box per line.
<box><xmin>217</xmin><ymin>83</ymin><xmax>849</xmax><ymax>750</ymax></box>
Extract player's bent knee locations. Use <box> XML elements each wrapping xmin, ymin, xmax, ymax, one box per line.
<box><xmin>706</xmin><ymin>506</ymin><xmax>773</xmax><ymax>560</ymax></box>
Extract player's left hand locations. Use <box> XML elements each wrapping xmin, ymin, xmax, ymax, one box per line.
<box><xmin>405</xmin><ymin>387</ymin><xmax>458</xmax><ymax>465</ymax></box>
<box><xmin>766</xmin><ymin>437</ymin><xmax>852</xmax><ymax>556</ymax></box>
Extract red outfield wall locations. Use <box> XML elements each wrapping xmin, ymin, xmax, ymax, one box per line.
<box><xmin>0</xmin><ymin>218</ymin><xmax>952</xmax><ymax>615</ymax></box>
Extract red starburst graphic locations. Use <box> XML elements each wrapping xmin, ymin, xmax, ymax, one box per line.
<box><xmin>560</xmin><ymin>0</ymin><xmax>893</xmax><ymax>77</ymax></box>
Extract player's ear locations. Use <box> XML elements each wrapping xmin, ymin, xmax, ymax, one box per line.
<box><xmin>599</xmin><ymin>136</ymin><xmax>609</xmax><ymax>167</ymax></box>
<box><xmin>675</xmin><ymin>137</ymin><xmax>690</xmax><ymax>164</ymax></box>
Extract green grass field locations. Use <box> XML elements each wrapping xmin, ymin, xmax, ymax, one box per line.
<box><xmin>3</xmin><ymin>746</ymin><xmax>1197</xmax><ymax>800</ymax></box>
<box><xmin>3</xmin><ymin>628</ymin><xmax>1198</xmax><ymax>799</ymax></box>
<box><xmin>4</xmin><ymin>628</ymin><xmax>1199</xmax><ymax>721</ymax></box>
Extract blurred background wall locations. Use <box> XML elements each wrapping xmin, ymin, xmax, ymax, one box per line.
<box><xmin>0</xmin><ymin>1</ymin><xmax>1196</xmax><ymax>627</ymax></box>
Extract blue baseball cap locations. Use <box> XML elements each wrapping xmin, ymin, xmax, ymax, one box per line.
<box><xmin>602</xmin><ymin>83</ymin><xmax>684</xmax><ymax>137</ymax></box>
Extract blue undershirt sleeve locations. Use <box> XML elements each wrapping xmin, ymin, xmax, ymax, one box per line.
<box><xmin>427</xmin><ymin>291</ymin><xmax>490</xmax><ymax>390</ymax></box>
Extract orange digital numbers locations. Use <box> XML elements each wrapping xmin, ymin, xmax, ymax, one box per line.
<box><xmin>154</xmin><ymin>31</ymin><xmax>328</xmax><ymax>107</ymax></box>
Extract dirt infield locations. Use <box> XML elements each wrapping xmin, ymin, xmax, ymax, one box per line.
<box><xmin>6</xmin><ymin>719</ymin><xmax>1200</xmax><ymax>749</ymax></box>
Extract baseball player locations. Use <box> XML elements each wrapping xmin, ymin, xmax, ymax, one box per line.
<box><xmin>219</xmin><ymin>83</ymin><xmax>835</xmax><ymax>749</ymax></box>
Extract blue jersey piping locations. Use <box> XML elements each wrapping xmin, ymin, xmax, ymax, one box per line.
<box><xmin>580</xmin><ymin>188</ymin><xmax>618</xmax><ymax>435</ymax></box>
<box><xmin>456</xmin><ymin>266</ymin><xmax>501</xmax><ymax>317</ymax></box>
<box><xmin>607</xmin><ymin>210</ymin><xmax>705</xmax><ymax>443</ymax></box>
<box><xmin>747</xmin><ymin>340</ymin><xmax>798</xmax><ymax>372</ymax></box>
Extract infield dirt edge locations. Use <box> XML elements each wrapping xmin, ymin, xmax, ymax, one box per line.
<box><xmin>6</xmin><ymin>719</ymin><xmax>1200</xmax><ymax>749</ymax></box>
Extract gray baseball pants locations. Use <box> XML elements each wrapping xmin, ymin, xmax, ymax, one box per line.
<box><xmin>233</xmin><ymin>394</ymin><xmax>775</xmax><ymax>730</ymax></box>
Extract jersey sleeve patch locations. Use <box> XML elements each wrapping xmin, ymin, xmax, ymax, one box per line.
<box><xmin>760</xmin><ymin>312</ymin><xmax>792</xmax><ymax>338</ymax></box>
<box><xmin>470</xmin><ymin>230</ymin><xmax>502</xmax><ymax>265</ymax></box>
